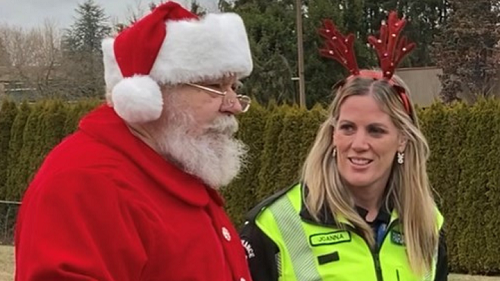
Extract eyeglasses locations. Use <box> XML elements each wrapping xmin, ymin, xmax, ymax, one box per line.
<box><xmin>186</xmin><ymin>83</ymin><xmax>251</xmax><ymax>113</ymax></box>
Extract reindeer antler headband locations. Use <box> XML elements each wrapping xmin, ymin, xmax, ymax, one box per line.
<box><xmin>319</xmin><ymin>11</ymin><xmax>414</xmax><ymax>115</ymax></box>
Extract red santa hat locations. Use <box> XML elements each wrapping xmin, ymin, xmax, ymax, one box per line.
<box><xmin>102</xmin><ymin>1</ymin><xmax>253</xmax><ymax>123</ymax></box>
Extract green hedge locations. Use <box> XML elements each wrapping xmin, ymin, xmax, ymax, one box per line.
<box><xmin>1</xmin><ymin>100</ymin><xmax>99</xmax><ymax>201</ymax></box>
<box><xmin>0</xmin><ymin>99</ymin><xmax>18</xmax><ymax>199</ymax></box>
<box><xmin>4</xmin><ymin>102</ymin><xmax>31</xmax><ymax>201</ymax></box>
<box><xmin>1</xmin><ymin>98</ymin><xmax>500</xmax><ymax>274</ymax></box>
<box><xmin>222</xmin><ymin>100</ymin><xmax>270</xmax><ymax>226</ymax></box>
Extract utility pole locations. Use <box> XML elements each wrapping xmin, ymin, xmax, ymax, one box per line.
<box><xmin>295</xmin><ymin>0</ymin><xmax>306</xmax><ymax>108</ymax></box>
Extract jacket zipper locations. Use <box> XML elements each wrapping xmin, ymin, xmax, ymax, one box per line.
<box><xmin>396</xmin><ymin>269</ymin><xmax>400</xmax><ymax>281</ymax></box>
<box><xmin>342</xmin><ymin>219</ymin><xmax>399</xmax><ymax>281</ymax></box>
<box><xmin>373</xmin><ymin>251</ymin><xmax>383</xmax><ymax>281</ymax></box>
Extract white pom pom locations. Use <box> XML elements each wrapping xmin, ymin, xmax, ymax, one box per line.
<box><xmin>111</xmin><ymin>75</ymin><xmax>163</xmax><ymax>123</ymax></box>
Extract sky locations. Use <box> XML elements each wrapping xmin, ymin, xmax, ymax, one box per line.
<box><xmin>0</xmin><ymin>0</ymin><xmax>219</xmax><ymax>30</ymax></box>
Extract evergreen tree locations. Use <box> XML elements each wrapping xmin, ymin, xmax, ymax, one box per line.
<box><xmin>6</xmin><ymin>102</ymin><xmax>45</xmax><ymax>200</ymax></box>
<box><xmin>341</xmin><ymin>0</ymin><xmax>375</xmax><ymax>69</ymax></box>
<box><xmin>222</xmin><ymin>100</ymin><xmax>269</xmax><ymax>226</ymax></box>
<box><xmin>61</xmin><ymin>0</ymin><xmax>111</xmax><ymax>98</ymax></box>
<box><xmin>0</xmin><ymin>99</ymin><xmax>18</xmax><ymax>199</ymax></box>
<box><xmin>225</xmin><ymin>0</ymin><xmax>450</xmax><ymax>106</ymax></box>
<box><xmin>31</xmin><ymin>101</ymin><xmax>68</xmax><ymax>173</ymax></box>
<box><xmin>419</xmin><ymin>102</ymin><xmax>468</xmax><ymax>271</ymax></box>
<box><xmin>274</xmin><ymin>106</ymin><xmax>309</xmax><ymax>189</ymax></box>
<box><xmin>403</xmin><ymin>0</ymin><xmax>449</xmax><ymax>67</ymax></box>
<box><xmin>299</xmin><ymin>103</ymin><xmax>326</xmax><ymax>162</ymax></box>
<box><xmin>256</xmin><ymin>104</ymin><xmax>289</xmax><ymax>200</ymax></box>
<box><xmin>63</xmin><ymin>98</ymin><xmax>99</xmax><ymax>135</ymax></box>
<box><xmin>63</xmin><ymin>0</ymin><xmax>111</xmax><ymax>54</ymax></box>
<box><xmin>454</xmin><ymin>100</ymin><xmax>499</xmax><ymax>272</ymax></box>
<box><xmin>432</xmin><ymin>0</ymin><xmax>500</xmax><ymax>103</ymax></box>
<box><xmin>4</xmin><ymin>102</ymin><xmax>31</xmax><ymax>201</ymax></box>
<box><xmin>224</xmin><ymin>0</ymin><xmax>298</xmax><ymax>105</ymax></box>
<box><xmin>304</xmin><ymin>0</ymin><xmax>372</xmax><ymax>105</ymax></box>
<box><xmin>63</xmin><ymin>102</ymin><xmax>84</xmax><ymax>135</ymax></box>
<box><xmin>363</xmin><ymin>0</ymin><xmax>449</xmax><ymax>67</ymax></box>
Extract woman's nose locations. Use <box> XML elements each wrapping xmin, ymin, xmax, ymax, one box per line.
<box><xmin>351</xmin><ymin>131</ymin><xmax>369</xmax><ymax>151</ymax></box>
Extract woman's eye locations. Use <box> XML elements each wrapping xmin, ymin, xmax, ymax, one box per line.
<box><xmin>369</xmin><ymin>127</ymin><xmax>386</xmax><ymax>135</ymax></box>
<box><xmin>339</xmin><ymin>124</ymin><xmax>354</xmax><ymax>132</ymax></box>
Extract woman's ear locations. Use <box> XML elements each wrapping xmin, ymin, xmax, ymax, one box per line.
<box><xmin>331</xmin><ymin>126</ymin><xmax>336</xmax><ymax>146</ymax></box>
<box><xmin>398</xmin><ymin>134</ymin><xmax>408</xmax><ymax>152</ymax></box>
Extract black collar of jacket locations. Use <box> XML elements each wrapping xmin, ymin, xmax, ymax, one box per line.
<box><xmin>244</xmin><ymin>182</ymin><xmax>393</xmax><ymax>226</ymax></box>
<box><xmin>299</xmin><ymin>183</ymin><xmax>393</xmax><ymax>227</ymax></box>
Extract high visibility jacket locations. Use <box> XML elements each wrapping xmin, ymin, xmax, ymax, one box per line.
<box><xmin>247</xmin><ymin>183</ymin><xmax>443</xmax><ymax>281</ymax></box>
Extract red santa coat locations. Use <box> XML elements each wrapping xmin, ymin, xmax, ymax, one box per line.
<box><xmin>15</xmin><ymin>105</ymin><xmax>252</xmax><ymax>281</ymax></box>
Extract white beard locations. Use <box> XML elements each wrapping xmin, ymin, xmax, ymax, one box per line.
<box><xmin>152</xmin><ymin>98</ymin><xmax>247</xmax><ymax>189</ymax></box>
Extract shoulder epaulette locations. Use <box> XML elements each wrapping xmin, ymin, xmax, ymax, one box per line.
<box><xmin>245</xmin><ymin>183</ymin><xmax>300</xmax><ymax>222</ymax></box>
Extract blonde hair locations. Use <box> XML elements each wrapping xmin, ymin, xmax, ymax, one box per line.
<box><xmin>301</xmin><ymin>75</ymin><xmax>438</xmax><ymax>276</ymax></box>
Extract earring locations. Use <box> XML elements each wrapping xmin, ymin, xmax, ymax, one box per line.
<box><xmin>332</xmin><ymin>147</ymin><xmax>337</xmax><ymax>157</ymax></box>
<box><xmin>397</xmin><ymin>152</ymin><xmax>404</xmax><ymax>164</ymax></box>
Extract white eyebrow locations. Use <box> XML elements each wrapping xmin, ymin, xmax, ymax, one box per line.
<box><xmin>234</xmin><ymin>81</ymin><xmax>243</xmax><ymax>89</ymax></box>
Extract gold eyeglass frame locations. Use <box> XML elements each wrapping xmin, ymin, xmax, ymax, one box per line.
<box><xmin>186</xmin><ymin>83</ymin><xmax>251</xmax><ymax>113</ymax></box>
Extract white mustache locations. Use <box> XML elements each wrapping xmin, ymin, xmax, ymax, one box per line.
<box><xmin>205</xmin><ymin>116</ymin><xmax>239</xmax><ymax>135</ymax></box>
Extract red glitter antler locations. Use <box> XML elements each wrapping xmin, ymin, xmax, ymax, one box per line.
<box><xmin>318</xmin><ymin>19</ymin><xmax>360</xmax><ymax>75</ymax></box>
<box><xmin>367</xmin><ymin>11</ymin><xmax>415</xmax><ymax>79</ymax></box>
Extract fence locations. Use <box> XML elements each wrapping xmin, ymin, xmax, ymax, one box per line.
<box><xmin>0</xmin><ymin>200</ymin><xmax>20</xmax><ymax>245</ymax></box>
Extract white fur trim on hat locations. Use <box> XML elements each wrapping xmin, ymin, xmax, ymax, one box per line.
<box><xmin>102</xmin><ymin>38</ymin><xmax>123</xmax><ymax>95</ymax></box>
<box><xmin>102</xmin><ymin>13</ymin><xmax>253</xmax><ymax>92</ymax></box>
<box><xmin>150</xmin><ymin>13</ymin><xmax>253</xmax><ymax>84</ymax></box>
<box><xmin>111</xmin><ymin>75</ymin><xmax>163</xmax><ymax>123</ymax></box>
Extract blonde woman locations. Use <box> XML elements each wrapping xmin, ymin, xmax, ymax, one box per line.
<box><xmin>240</xmin><ymin>11</ymin><xmax>447</xmax><ymax>281</ymax></box>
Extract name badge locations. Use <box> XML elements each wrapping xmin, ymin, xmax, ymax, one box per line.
<box><xmin>309</xmin><ymin>231</ymin><xmax>351</xmax><ymax>246</ymax></box>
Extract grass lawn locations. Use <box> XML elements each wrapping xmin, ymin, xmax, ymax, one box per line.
<box><xmin>0</xmin><ymin>245</ymin><xmax>498</xmax><ymax>281</ymax></box>
<box><xmin>449</xmin><ymin>275</ymin><xmax>500</xmax><ymax>281</ymax></box>
<box><xmin>0</xmin><ymin>245</ymin><xmax>14</xmax><ymax>281</ymax></box>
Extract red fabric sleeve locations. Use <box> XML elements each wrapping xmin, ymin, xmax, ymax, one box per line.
<box><xmin>15</xmin><ymin>169</ymin><xmax>147</xmax><ymax>281</ymax></box>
